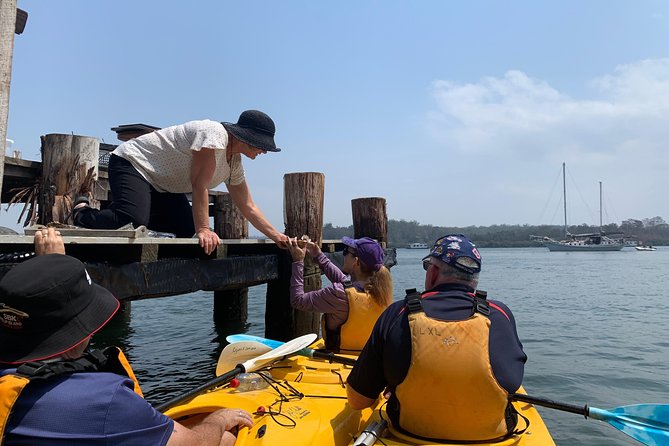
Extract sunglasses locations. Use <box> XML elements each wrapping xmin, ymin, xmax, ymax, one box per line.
<box><xmin>422</xmin><ymin>258</ymin><xmax>433</xmax><ymax>271</ymax></box>
<box><xmin>343</xmin><ymin>247</ymin><xmax>357</xmax><ymax>257</ymax></box>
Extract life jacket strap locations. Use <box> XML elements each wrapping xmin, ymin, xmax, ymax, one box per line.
<box><xmin>14</xmin><ymin>349</ymin><xmax>107</xmax><ymax>381</ymax></box>
<box><xmin>404</xmin><ymin>288</ymin><xmax>424</xmax><ymax>314</ymax></box>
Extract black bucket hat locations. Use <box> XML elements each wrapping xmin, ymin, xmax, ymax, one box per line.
<box><xmin>0</xmin><ymin>254</ymin><xmax>119</xmax><ymax>364</ymax></box>
<box><xmin>222</xmin><ymin>110</ymin><xmax>281</xmax><ymax>152</ymax></box>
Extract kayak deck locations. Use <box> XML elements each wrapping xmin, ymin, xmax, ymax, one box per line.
<box><xmin>166</xmin><ymin>347</ymin><xmax>372</xmax><ymax>446</ymax></box>
<box><xmin>164</xmin><ymin>343</ymin><xmax>554</xmax><ymax>446</ymax></box>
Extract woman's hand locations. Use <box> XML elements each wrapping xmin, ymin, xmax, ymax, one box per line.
<box><xmin>305</xmin><ymin>240</ymin><xmax>322</xmax><ymax>258</ymax></box>
<box><xmin>34</xmin><ymin>228</ymin><xmax>66</xmax><ymax>255</ymax></box>
<box><xmin>287</xmin><ymin>237</ymin><xmax>307</xmax><ymax>261</ymax></box>
<box><xmin>271</xmin><ymin>233</ymin><xmax>290</xmax><ymax>249</ymax></box>
<box><xmin>197</xmin><ymin>228</ymin><xmax>221</xmax><ymax>255</ymax></box>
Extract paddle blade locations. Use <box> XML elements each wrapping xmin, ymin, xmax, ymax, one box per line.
<box><xmin>216</xmin><ymin>341</ymin><xmax>272</xmax><ymax>376</ymax></box>
<box><xmin>240</xmin><ymin>333</ymin><xmax>317</xmax><ymax>372</ymax></box>
<box><xmin>589</xmin><ymin>405</ymin><xmax>669</xmax><ymax>446</ymax></box>
<box><xmin>226</xmin><ymin>334</ymin><xmax>283</xmax><ymax>349</ymax></box>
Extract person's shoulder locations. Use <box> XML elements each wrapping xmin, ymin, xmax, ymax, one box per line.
<box><xmin>71</xmin><ymin>371</ymin><xmax>135</xmax><ymax>387</ymax></box>
<box><xmin>181</xmin><ymin>119</ymin><xmax>222</xmax><ymax>130</ymax></box>
<box><xmin>487</xmin><ymin>298</ymin><xmax>515</xmax><ymax>321</ymax></box>
<box><xmin>380</xmin><ymin>299</ymin><xmax>405</xmax><ymax>318</ymax></box>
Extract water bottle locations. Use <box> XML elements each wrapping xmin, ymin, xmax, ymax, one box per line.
<box><xmin>230</xmin><ymin>372</ymin><xmax>270</xmax><ymax>391</ymax></box>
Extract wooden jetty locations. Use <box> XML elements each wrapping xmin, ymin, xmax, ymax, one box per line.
<box><xmin>1</xmin><ymin>9</ymin><xmax>395</xmax><ymax>339</ymax></box>
<box><xmin>0</xmin><ymin>132</ymin><xmax>395</xmax><ymax>340</ymax></box>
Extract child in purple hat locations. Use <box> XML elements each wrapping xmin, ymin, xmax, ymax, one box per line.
<box><xmin>287</xmin><ymin>236</ymin><xmax>393</xmax><ymax>353</ymax></box>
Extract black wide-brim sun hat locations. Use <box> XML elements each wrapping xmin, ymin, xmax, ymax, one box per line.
<box><xmin>0</xmin><ymin>254</ymin><xmax>120</xmax><ymax>364</ymax></box>
<box><xmin>222</xmin><ymin>109</ymin><xmax>281</xmax><ymax>152</ymax></box>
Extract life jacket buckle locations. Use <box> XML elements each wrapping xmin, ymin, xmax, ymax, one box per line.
<box><xmin>15</xmin><ymin>361</ymin><xmax>50</xmax><ymax>378</ymax></box>
<box><xmin>476</xmin><ymin>302</ymin><xmax>491</xmax><ymax>316</ymax></box>
<box><xmin>474</xmin><ymin>296</ymin><xmax>491</xmax><ymax>316</ymax></box>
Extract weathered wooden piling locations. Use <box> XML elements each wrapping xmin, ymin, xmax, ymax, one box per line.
<box><xmin>213</xmin><ymin>191</ymin><xmax>250</xmax><ymax>324</ymax></box>
<box><xmin>38</xmin><ymin>133</ymin><xmax>100</xmax><ymax>225</ymax></box>
<box><xmin>352</xmin><ymin>197</ymin><xmax>388</xmax><ymax>246</ymax></box>
<box><xmin>265</xmin><ymin>172</ymin><xmax>325</xmax><ymax>340</ymax></box>
<box><xmin>0</xmin><ymin>0</ymin><xmax>19</xmax><ymax>198</ymax></box>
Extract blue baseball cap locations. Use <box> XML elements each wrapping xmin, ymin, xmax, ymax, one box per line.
<box><xmin>341</xmin><ymin>237</ymin><xmax>384</xmax><ymax>272</ymax></box>
<box><xmin>423</xmin><ymin>234</ymin><xmax>481</xmax><ymax>275</ymax></box>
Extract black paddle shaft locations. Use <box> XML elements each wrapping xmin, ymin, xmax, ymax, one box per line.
<box><xmin>511</xmin><ymin>393</ymin><xmax>589</xmax><ymax>418</ymax></box>
<box><xmin>156</xmin><ymin>365</ymin><xmax>243</xmax><ymax>413</ymax></box>
<box><xmin>312</xmin><ymin>350</ymin><xmax>357</xmax><ymax>366</ymax></box>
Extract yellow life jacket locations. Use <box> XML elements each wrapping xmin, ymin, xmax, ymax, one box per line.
<box><xmin>394</xmin><ymin>291</ymin><xmax>514</xmax><ymax>442</ymax></box>
<box><xmin>0</xmin><ymin>347</ymin><xmax>142</xmax><ymax>443</ymax></box>
<box><xmin>323</xmin><ymin>284</ymin><xmax>387</xmax><ymax>353</ymax></box>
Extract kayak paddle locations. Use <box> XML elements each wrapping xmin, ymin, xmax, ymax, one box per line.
<box><xmin>512</xmin><ymin>393</ymin><xmax>669</xmax><ymax>446</ymax></box>
<box><xmin>157</xmin><ymin>333</ymin><xmax>317</xmax><ymax>413</ymax></box>
<box><xmin>215</xmin><ymin>341</ymin><xmax>273</xmax><ymax>375</ymax></box>
<box><xmin>226</xmin><ymin>333</ymin><xmax>357</xmax><ymax>366</ymax></box>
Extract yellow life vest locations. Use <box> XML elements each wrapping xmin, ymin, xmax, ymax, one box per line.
<box><xmin>323</xmin><ymin>284</ymin><xmax>387</xmax><ymax>353</ymax></box>
<box><xmin>0</xmin><ymin>347</ymin><xmax>142</xmax><ymax>443</ymax></box>
<box><xmin>394</xmin><ymin>292</ymin><xmax>513</xmax><ymax>442</ymax></box>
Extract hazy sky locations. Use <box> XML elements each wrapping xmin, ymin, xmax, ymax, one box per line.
<box><xmin>3</xmin><ymin>1</ymin><xmax>669</xmax><ymax>233</ymax></box>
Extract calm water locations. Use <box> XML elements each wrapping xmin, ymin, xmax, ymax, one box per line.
<box><xmin>93</xmin><ymin>247</ymin><xmax>669</xmax><ymax>445</ymax></box>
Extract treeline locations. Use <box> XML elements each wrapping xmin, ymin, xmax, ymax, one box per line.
<box><xmin>323</xmin><ymin>218</ymin><xmax>669</xmax><ymax>248</ymax></box>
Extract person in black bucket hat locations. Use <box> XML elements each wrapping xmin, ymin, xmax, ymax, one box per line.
<box><xmin>222</xmin><ymin>110</ymin><xmax>281</xmax><ymax>153</ymax></box>
<box><xmin>0</xmin><ymin>228</ymin><xmax>253</xmax><ymax>445</ymax></box>
<box><xmin>73</xmin><ymin>110</ymin><xmax>289</xmax><ymax>255</ymax></box>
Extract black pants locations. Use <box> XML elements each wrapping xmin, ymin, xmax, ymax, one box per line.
<box><xmin>74</xmin><ymin>155</ymin><xmax>196</xmax><ymax>237</ymax></box>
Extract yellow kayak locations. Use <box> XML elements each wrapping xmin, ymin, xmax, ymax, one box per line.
<box><xmin>164</xmin><ymin>341</ymin><xmax>555</xmax><ymax>446</ymax></box>
<box><xmin>348</xmin><ymin>397</ymin><xmax>555</xmax><ymax>445</ymax></box>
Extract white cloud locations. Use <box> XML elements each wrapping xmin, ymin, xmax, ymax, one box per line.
<box><xmin>428</xmin><ymin>60</ymin><xmax>669</xmax><ymax>163</ymax></box>
<box><xmin>420</xmin><ymin>59</ymin><xmax>669</xmax><ymax>226</ymax></box>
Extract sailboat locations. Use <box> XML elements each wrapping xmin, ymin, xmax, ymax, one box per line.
<box><xmin>530</xmin><ymin>163</ymin><xmax>624</xmax><ymax>252</ymax></box>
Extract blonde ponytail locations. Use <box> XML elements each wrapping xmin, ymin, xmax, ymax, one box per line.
<box><xmin>364</xmin><ymin>265</ymin><xmax>394</xmax><ymax>307</ymax></box>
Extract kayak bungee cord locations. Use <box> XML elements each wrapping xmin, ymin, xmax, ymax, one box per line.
<box><xmin>240</xmin><ymin>365</ymin><xmax>349</xmax><ymax>429</ymax></box>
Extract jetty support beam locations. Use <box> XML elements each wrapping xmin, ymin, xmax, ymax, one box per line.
<box><xmin>213</xmin><ymin>191</ymin><xmax>250</xmax><ymax>325</ymax></box>
<box><xmin>85</xmin><ymin>255</ymin><xmax>279</xmax><ymax>302</ymax></box>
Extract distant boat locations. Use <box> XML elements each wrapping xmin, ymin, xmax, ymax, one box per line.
<box><xmin>530</xmin><ymin>163</ymin><xmax>624</xmax><ymax>252</ymax></box>
<box><xmin>407</xmin><ymin>242</ymin><xmax>429</xmax><ymax>249</ymax></box>
<box><xmin>635</xmin><ymin>245</ymin><xmax>657</xmax><ymax>251</ymax></box>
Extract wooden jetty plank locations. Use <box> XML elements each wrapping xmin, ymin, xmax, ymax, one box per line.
<box><xmin>0</xmin><ymin>235</ymin><xmax>342</xmax><ymax>246</ymax></box>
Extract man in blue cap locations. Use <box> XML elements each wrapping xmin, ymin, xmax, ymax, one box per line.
<box><xmin>346</xmin><ymin>234</ymin><xmax>527</xmax><ymax>443</ymax></box>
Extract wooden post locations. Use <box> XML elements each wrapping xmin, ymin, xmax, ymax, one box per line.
<box><xmin>38</xmin><ymin>134</ymin><xmax>100</xmax><ymax>225</ymax></box>
<box><xmin>0</xmin><ymin>0</ymin><xmax>18</xmax><ymax>200</ymax></box>
<box><xmin>213</xmin><ymin>192</ymin><xmax>248</xmax><ymax>239</ymax></box>
<box><xmin>265</xmin><ymin>172</ymin><xmax>324</xmax><ymax>340</ymax></box>
<box><xmin>213</xmin><ymin>192</ymin><xmax>249</xmax><ymax>324</ymax></box>
<box><xmin>351</xmin><ymin>197</ymin><xmax>388</xmax><ymax>247</ymax></box>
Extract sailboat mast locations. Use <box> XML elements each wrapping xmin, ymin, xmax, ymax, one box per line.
<box><xmin>562</xmin><ymin>162</ymin><xmax>567</xmax><ymax>237</ymax></box>
<box><xmin>599</xmin><ymin>181</ymin><xmax>602</xmax><ymax>233</ymax></box>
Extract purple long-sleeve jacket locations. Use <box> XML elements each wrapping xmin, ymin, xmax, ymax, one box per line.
<box><xmin>290</xmin><ymin>253</ymin><xmax>366</xmax><ymax>331</ymax></box>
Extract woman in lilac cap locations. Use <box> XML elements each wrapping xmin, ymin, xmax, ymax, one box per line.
<box><xmin>287</xmin><ymin>236</ymin><xmax>393</xmax><ymax>353</ymax></box>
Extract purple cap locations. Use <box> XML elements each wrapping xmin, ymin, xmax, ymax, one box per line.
<box><xmin>341</xmin><ymin>237</ymin><xmax>384</xmax><ymax>271</ymax></box>
<box><xmin>423</xmin><ymin>234</ymin><xmax>481</xmax><ymax>275</ymax></box>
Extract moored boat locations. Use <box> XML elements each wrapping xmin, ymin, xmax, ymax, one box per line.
<box><xmin>164</xmin><ymin>340</ymin><xmax>555</xmax><ymax>445</ymax></box>
<box><xmin>530</xmin><ymin>163</ymin><xmax>624</xmax><ymax>252</ymax></box>
<box><xmin>407</xmin><ymin>242</ymin><xmax>429</xmax><ymax>249</ymax></box>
